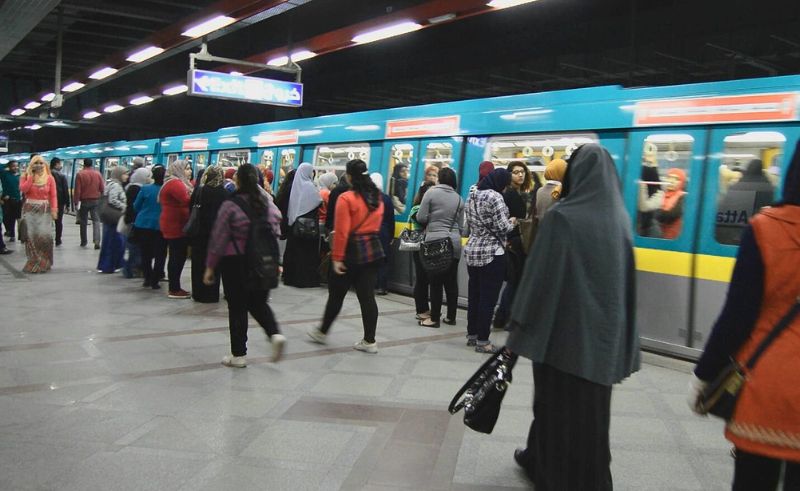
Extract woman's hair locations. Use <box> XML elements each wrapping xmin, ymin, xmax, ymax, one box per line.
<box><xmin>152</xmin><ymin>166</ymin><xmax>166</xmax><ymax>185</ymax></box>
<box><xmin>235</xmin><ymin>163</ymin><xmax>266</xmax><ymax>211</ymax></box>
<box><xmin>346</xmin><ymin>159</ymin><xmax>380</xmax><ymax>210</ymax></box>
<box><xmin>413</xmin><ymin>181</ymin><xmax>435</xmax><ymax>206</ymax></box>
<box><xmin>438</xmin><ymin>167</ymin><xmax>457</xmax><ymax>190</ymax></box>
<box><xmin>507</xmin><ymin>161</ymin><xmax>533</xmax><ymax>192</ymax></box>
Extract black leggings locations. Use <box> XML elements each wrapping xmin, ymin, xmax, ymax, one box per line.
<box><xmin>320</xmin><ymin>263</ymin><xmax>379</xmax><ymax>343</ymax></box>
<box><xmin>733</xmin><ymin>449</ymin><xmax>800</xmax><ymax>491</ymax></box>
<box><xmin>167</xmin><ymin>237</ymin><xmax>188</xmax><ymax>291</ymax></box>
<box><xmin>429</xmin><ymin>260</ymin><xmax>459</xmax><ymax>322</ymax></box>
<box><xmin>138</xmin><ymin>228</ymin><xmax>167</xmax><ymax>286</ymax></box>
<box><xmin>412</xmin><ymin>252</ymin><xmax>430</xmax><ymax>314</ymax></box>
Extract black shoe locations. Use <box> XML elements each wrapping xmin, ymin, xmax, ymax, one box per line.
<box><xmin>0</xmin><ymin>248</ymin><xmax>12</xmax><ymax>255</ymax></box>
<box><xmin>94</xmin><ymin>243</ymin><xmax>100</xmax><ymax>250</ymax></box>
<box><xmin>55</xmin><ymin>240</ymin><xmax>62</xmax><ymax>246</ymax></box>
<box><xmin>8</xmin><ymin>237</ymin><xmax>14</xmax><ymax>243</ymax></box>
<box><xmin>442</xmin><ymin>317</ymin><xmax>456</xmax><ymax>326</ymax></box>
<box><xmin>376</xmin><ymin>288</ymin><xmax>388</xmax><ymax>296</ymax></box>
<box><xmin>513</xmin><ymin>448</ymin><xmax>527</xmax><ymax>469</ymax></box>
<box><xmin>80</xmin><ymin>242</ymin><xmax>87</xmax><ymax>247</ymax></box>
<box><xmin>492</xmin><ymin>316</ymin><xmax>507</xmax><ymax>330</ymax></box>
<box><xmin>151</xmin><ymin>282</ymin><xmax>161</xmax><ymax>290</ymax></box>
<box><xmin>142</xmin><ymin>280</ymin><xmax>151</xmax><ymax>288</ymax></box>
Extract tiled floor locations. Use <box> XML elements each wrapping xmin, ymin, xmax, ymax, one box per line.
<box><xmin>0</xmin><ymin>224</ymin><xmax>733</xmax><ymax>490</ymax></box>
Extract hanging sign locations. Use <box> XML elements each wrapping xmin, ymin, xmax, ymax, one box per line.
<box><xmin>385</xmin><ymin>116</ymin><xmax>460</xmax><ymax>139</ymax></box>
<box><xmin>254</xmin><ymin>129</ymin><xmax>299</xmax><ymax>147</ymax></box>
<box><xmin>182</xmin><ymin>138</ymin><xmax>208</xmax><ymax>151</ymax></box>
<box><xmin>188</xmin><ymin>69</ymin><xmax>303</xmax><ymax>107</ymax></box>
<box><xmin>0</xmin><ymin>132</ymin><xmax>7</xmax><ymax>153</ymax></box>
<box><xmin>634</xmin><ymin>92</ymin><xmax>798</xmax><ymax>126</ymax></box>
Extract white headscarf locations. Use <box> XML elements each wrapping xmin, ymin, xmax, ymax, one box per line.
<box><xmin>370</xmin><ymin>172</ymin><xmax>384</xmax><ymax>192</ymax></box>
<box><xmin>319</xmin><ymin>172</ymin><xmax>338</xmax><ymax>190</ymax></box>
<box><xmin>159</xmin><ymin>159</ymin><xmax>193</xmax><ymax>202</ymax></box>
<box><xmin>287</xmin><ymin>162</ymin><xmax>322</xmax><ymax>225</ymax></box>
<box><xmin>128</xmin><ymin>167</ymin><xmax>152</xmax><ymax>188</ymax></box>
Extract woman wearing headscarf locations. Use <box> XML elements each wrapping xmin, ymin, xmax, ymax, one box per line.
<box><xmin>390</xmin><ymin>163</ymin><xmax>409</xmax><ymax>214</ymax></box>
<box><xmin>134</xmin><ymin>166</ymin><xmax>167</xmax><ymax>290</ymax></box>
<box><xmin>97</xmin><ymin>165</ymin><xmax>129</xmax><ymax>274</ymax></box>
<box><xmin>159</xmin><ymin>160</ymin><xmax>193</xmax><ymax>298</ymax></box>
<box><xmin>656</xmin><ymin>167</ymin><xmax>687</xmax><ymax>240</ymax></box>
<box><xmin>637</xmin><ymin>161</ymin><xmax>664</xmax><ymax>237</ymax></box>
<box><xmin>535</xmin><ymin>158</ymin><xmax>567</xmax><ymax>219</ymax></box>
<box><xmin>18</xmin><ymin>155</ymin><xmax>57</xmax><ymax>273</ymax></box>
<box><xmin>370</xmin><ymin>172</ymin><xmax>396</xmax><ymax>295</ymax></box>
<box><xmin>282</xmin><ymin>162</ymin><xmax>322</xmax><ymax>288</ymax></box>
<box><xmin>190</xmin><ymin>166</ymin><xmax>229</xmax><ymax>303</ymax></box>
<box><xmin>223</xmin><ymin>167</ymin><xmax>237</xmax><ymax>193</ymax></box>
<box><xmin>318</xmin><ymin>172</ymin><xmax>339</xmax><ymax>231</ymax></box>
<box><xmin>410</xmin><ymin>182</ymin><xmax>435</xmax><ymax>321</ymax></box>
<box><xmin>122</xmin><ymin>167</ymin><xmax>152</xmax><ymax>279</ymax></box>
<box><xmin>508</xmin><ymin>144</ymin><xmax>640</xmax><ymax>490</ymax></box>
<box><xmin>464</xmin><ymin>168</ymin><xmax>515</xmax><ymax>353</ymax></box>
<box><xmin>274</xmin><ymin>168</ymin><xmax>296</xmax><ymax>238</ymax></box>
<box><xmin>687</xmin><ymin>141</ymin><xmax>800</xmax><ymax>490</ymax></box>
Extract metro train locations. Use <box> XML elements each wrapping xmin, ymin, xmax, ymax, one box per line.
<box><xmin>4</xmin><ymin>74</ymin><xmax>800</xmax><ymax>359</ymax></box>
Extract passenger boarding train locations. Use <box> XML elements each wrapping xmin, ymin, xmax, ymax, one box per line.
<box><xmin>6</xmin><ymin>74</ymin><xmax>800</xmax><ymax>360</ymax></box>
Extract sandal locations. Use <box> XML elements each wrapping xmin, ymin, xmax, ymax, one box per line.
<box><xmin>418</xmin><ymin>318</ymin><xmax>440</xmax><ymax>328</ymax></box>
<box><xmin>415</xmin><ymin>312</ymin><xmax>431</xmax><ymax>321</ymax></box>
<box><xmin>442</xmin><ymin>317</ymin><xmax>456</xmax><ymax>326</ymax></box>
<box><xmin>475</xmin><ymin>344</ymin><xmax>500</xmax><ymax>354</ymax></box>
<box><xmin>466</xmin><ymin>338</ymin><xmax>477</xmax><ymax>347</ymax></box>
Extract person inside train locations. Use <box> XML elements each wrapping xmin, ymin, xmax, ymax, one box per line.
<box><xmin>370</xmin><ymin>172</ymin><xmax>395</xmax><ymax>296</ymax></box>
<box><xmin>134</xmin><ymin>166</ymin><xmax>167</xmax><ymax>290</ymax></box>
<box><xmin>307</xmin><ymin>159</ymin><xmax>386</xmax><ymax>354</ymax></box>
<box><xmin>464</xmin><ymin>167</ymin><xmax>515</xmax><ymax>353</ymax></box>
<box><xmin>97</xmin><ymin>165</ymin><xmax>128</xmax><ymax>274</ymax></box>
<box><xmin>638</xmin><ymin>159</ymin><xmax>665</xmax><ymax>237</ymax></box>
<box><xmin>282</xmin><ymin>163</ymin><xmax>322</xmax><ymax>288</ymax></box>
<box><xmin>716</xmin><ymin>159</ymin><xmax>776</xmax><ymax>245</ymax></box>
<box><xmin>121</xmin><ymin>167</ymin><xmax>152</xmax><ymax>279</ymax></box>
<box><xmin>410</xmin><ymin>181</ymin><xmax>435</xmax><ymax>322</ymax></box>
<box><xmin>390</xmin><ymin>163</ymin><xmax>409</xmax><ymax>214</ymax></box>
<box><xmin>223</xmin><ymin>167</ymin><xmax>236</xmax><ymax>193</ymax></box>
<box><xmin>159</xmin><ymin>160</ymin><xmax>193</xmax><ymax>299</ymax></box>
<box><xmin>535</xmin><ymin>158</ymin><xmax>567</xmax><ymax>220</ymax></box>
<box><xmin>189</xmin><ymin>166</ymin><xmax>229</xmax><ymax>303</ymax></box>
<box><xmin>656</xmin><ymin>167</ymin><xmax>687</xmax><ymax>240</ymax></box>
<box><xmin>416</xmin><ymin>167</ymin><xmax>463</xmax><ymax>327</ymax></box>
<box><xmin>508</xmin><ymin>143</ymin><xmax>640</xmax><ymax>490</ymax></box>
<box><xmin>204</xmin><ymin>164</ymin><xmax>286</xmax><ymax>367</ymax></box>
<box><xmin>424</xmin><ymin>165</ymin><xmax>439</xmax><ymax>185</ymax></box>
<box><xmin>688</xmin><ymin>140</ymin><xmax>800</xmax><ymax>491</ymax></box>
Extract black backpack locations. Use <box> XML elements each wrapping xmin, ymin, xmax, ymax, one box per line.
<box><xmin>230</xmin><ymin>196</ymin><xmax>280</xmax><ymax>290</ymax></box>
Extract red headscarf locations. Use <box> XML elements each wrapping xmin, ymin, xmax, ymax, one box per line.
<box><xmin>265</xmin><ymin>170</ymin><xmax>274</xmax><ymax>184</ymax></box>
<box><xmin>479</xmin><ymin>161</ymin><xmax>494</xmax><ymax>179</ymax></box>
<box><xmin>224</xmin><ymin>168</ymin><xmax>236</xmax><ymax>180</ymax></box>
<box><xmin>662</xmin><ymin>168</ymin><xmax>687</xmax><ymax>211</ymax></box>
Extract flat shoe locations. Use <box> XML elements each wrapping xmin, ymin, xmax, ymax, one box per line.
<box><xmin>415</xmin><ymin>312</ymin><xmax>431</xmax><ymax>320</ymax></box>
<box><xmin>442</xmin><ymin>318</ymin><xmax>456</xmax><ymax>325</ymax></box>
<box><xmin>418</xmin><ymin>319</ymin><xmax>440</xmax><ymax>328</ymax></box>
<box><xmin>475</xmin><ymin>344</ymin><xmax>500</xmax><ymax>354</ymax></box>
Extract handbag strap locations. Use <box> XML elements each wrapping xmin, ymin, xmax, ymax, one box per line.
<box><xmin>470</xmin><ymin>196</ymin><xmax>506</xmax><ymax>251</ymax></box>
<box><xmin>744</xmin><ymin>295</ymin><xmax>800</xmax><ymax>370</ymax></box>
<box><xmin>448</xmin><ymin>348</ymin><xmax>518</xmax><ymax>414</ymax></box>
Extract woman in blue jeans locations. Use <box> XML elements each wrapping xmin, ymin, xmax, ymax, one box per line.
<box><xmin>464</xmin><ymin>168</ymin><xmax>515</xmax><ymax>353</ymax></box>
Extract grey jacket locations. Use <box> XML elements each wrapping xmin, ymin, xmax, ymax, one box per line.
<box><xmin>535</xmin><ymin>182</ymin><xmax>560</xmax><ymax>219</ymax></box>
<box><xmin>416</xmin><ymin>184</ymin><xmax>464</xmax><ymax>257</ymax></box>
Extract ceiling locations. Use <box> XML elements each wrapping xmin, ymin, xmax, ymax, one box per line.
<box><xmin>2</xmin><ymin>0</ymin><xmax>800</xmax><ymax>152</ymax></box>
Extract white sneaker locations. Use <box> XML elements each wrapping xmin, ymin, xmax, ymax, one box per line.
<box><xmin>353</xmin><ymin>340</ymin><xmax>378</xmax><ymax>354</ymax></box>
<box><xmin>221</xmin><ymin>354</ymin><xmax>247</xmax><ymax>368</ymax></box>
<box><xmin>307</xmin><ymin>328</ymin><xmax>327</xmax><ymax>345</ymax></box>
<box><xmin>270</xmin><ymin>334</ymin><xmax>286</xmax><ymax>362</ymax></box>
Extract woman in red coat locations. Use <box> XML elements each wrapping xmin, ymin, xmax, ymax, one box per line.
<box><xmin>159</xmin><ymin>160</ymin><xmax>193</xmax><ymax>298</ymax></box>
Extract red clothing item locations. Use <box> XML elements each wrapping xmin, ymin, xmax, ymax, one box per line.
<box><xmin>319</xmin><ymin>188</ymin><xmax>331</xmax><ymax>223</ymax></box>
<box><xmin>159</xmin><ymin>179</ymin><xmax>191</xmax><ymax>239</ymax></box>
<box><xmin>73</xmin><ymin>168</ymin><xmax>104</xmax><ymax>204</ymax></box>
<box><xmin>20</xmin><ymin>175</ymin><xmax>58</xmax><ymax>212</ymax></box>
<box><xmin>331</xmin><ymin>191</ymin><xmax>384</xmax><ymax>261</ymax></box>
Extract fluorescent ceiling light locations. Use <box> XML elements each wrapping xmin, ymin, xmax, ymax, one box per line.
<box><xmin>267</xmin><ymin>50</ymin><xmax>317</xmax><ymax>66</ymax></box>
<box><xmin>83</xmin><ymin>111</ymin><xmax>101</xmax><ymax>119</ymax></box>
<box><xmin>130</xmin><ymin>96</ymin><xmax>154</xmax><ymax>105</ymax></box>
<box><xmin>41</xmin><ymin>93</ymin><xmax>55</xmax><ymax>102</ymax></box>
<box><xmin>351</xmin><ymin>21</ymin><xmax>422</xmax><ymax>45</ymax></box>
<box><xmin>162</xmin><ymin>85</ymin><xmax>188</xmax><ymax>96</ymax></box>
<box><xmin>428</xmin><ymin>13</ymin><xmax>456</xmax><ymax>24</ymax></box>
<box><xmin>47</xmin><ymin>121</ymin><xmax>68</xmax><ymax>127</ymax></box>
<box><xmin>24</xmin><ymin>101</ymin><xmax>41</xmax><ymax>110</ymax></box>
<box><xmin>10</xmin><ymin>109</ymin><xmax>25</xmax><ymax>116</ymax></box>
<box><xmin>181</xmin><ymin>15</ymin><xmax>236</xmax><ymax>38</ymax></box>
<box><xmin>103</xmin><ymin>104</ymin><xmax>124</xmax><ymax>113</ymax></box>
<box><xmin>230</xmin><ymin>71</ymin><xmax>243</xmax><ymax>76</ymax></box>
<box><xmin>126</xmin><ymin>46</ymin><xmax>164</xmax><ymax>63</ymax></box>
<box><xmin>62</xmin><ymin>81</ymin><xmax>85</xmax><ymax>92</ymax></box>
<box><xmin>89</xmin><ymin>67</ymin><xmax>118</xmax><ymax>80</ymax></box>
<box><xmin>487</xmin><ymin>0</ymin><xmax>540</xmax><ymax>9</ymax></box>
<box><xmin>25</xmin><ymin>124</ymin><xmax>42</xmax><ymax>130</ymax></box>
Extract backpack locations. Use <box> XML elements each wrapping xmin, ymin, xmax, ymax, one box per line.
<box><xmin>230</xmin><ymin>195</ymin><xmax>280</xmax><ymax>290</ymax></box>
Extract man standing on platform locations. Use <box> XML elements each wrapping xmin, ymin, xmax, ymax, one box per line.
<box><xmin>1</xmin><ymin>160</ymin><xmax>21</xmax><ymax>243</ymax></box>
<box><xmin>73</xmin><ymin>158</ymin><xmax>104</xmax><ymax>249</ymax></box>
<box><xmin>50</xmin><ymin>157</ymin><xmax>69</xmax><ymax>246</ymax></box>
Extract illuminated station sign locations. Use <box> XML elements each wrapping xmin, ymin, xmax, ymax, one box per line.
<box><xmin>188</xmin><ymin>69</ymin><xmax>303</xmax><ymax>107</ymax></box>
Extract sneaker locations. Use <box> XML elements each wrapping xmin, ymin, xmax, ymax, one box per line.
<box><xmin>306</xmin><ymin>327</ymin><xmax>327</xmax><ymax>345</ymax></box>
<box><xmin>221</xmin><ymin>354</ymin><xmax>247</xmax><ymax>368</ymax></box>
<box><xmin>270</xmin><ymin>334</ymin><xmax>286</xmax><ymax>362</ymax></box>
<box><xmin>353</xmin><ymin>340</ymin><xmax>378</xmax><ymax>354</ymax></box>
<box><xmin>168</xmin><ymin>289</ymin><xmax>191</xmax><ymax>299</ymax></box>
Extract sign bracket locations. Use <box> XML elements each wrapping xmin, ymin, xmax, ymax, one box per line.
<box><xmin>189</xmin><ymin>43</ymin><xmax>302</xmax><ymax>83</ymax></box>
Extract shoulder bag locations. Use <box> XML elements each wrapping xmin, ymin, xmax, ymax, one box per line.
<box><xmin>419</xmin><ymin>201</ymin><xmax>461</xmax><ymax>276</ymax></box>
<box><xmin>699</xmin><ymin>295</ymin><xmax>800</xmax><ymax>420</ymax></box>
<box><xmin>291</xmin><ymin>209</ymin><xmax>320</xmax><ymax>239</ymax></box>
<box><xmin>183</xmin><ymin>187</ymin><xmax>203</xmax><ymax>237</ymax></box>
<box><xmin>98</xmin><ymin>194</ymin><xmax>123</xmax><ymax>227</ymax></box>
<box><xmin>345</xmin><ymin>206</ymin><xmax>385</xmax><ymax>266</ymax></box>
<box><xmin>398</xmin><ymin>217</ymin><xmax>423</xmax><ymax>252</ymax></box>
<box><xmin>449</xmin><ymin>347</ymin><xmax>518</xmax><ymax>434</ymax></box>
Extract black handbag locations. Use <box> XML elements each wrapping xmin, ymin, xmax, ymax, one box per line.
<box><xmin>699</xmin><ymin>296</ymin><xmax>800</xmax><ymax>420</ymax></box>
<box><xmin>419</xmin><ymin>205</ymin><xmax>460</xmax><ymax>275</ymax></box>
<box><xmin>98</xmin><ymin>195</ymin><xmax>123</xmax><ymax>227</ymax></box>
<box><xmin>292</xmin><ymin>214</ymin><xmax>319</xmax><ymax>239</ymax></box>
<box><xmin>449</xmin><ymin>347</ymin><xmax>518</xmax><ymax>434</ymax></box>
<box><xmin>183</xmin><ymin>187</ymin><xmax>202</xmax><ymax>237</ymax></box>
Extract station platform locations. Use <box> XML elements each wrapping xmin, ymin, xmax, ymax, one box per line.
<box><xmin>0</xmin><ymin>225</ymin><xmax>733</xmax><ymax>490</ymax></box>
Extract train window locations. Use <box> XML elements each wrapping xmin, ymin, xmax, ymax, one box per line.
<box><xmin>387</xmin><ymin>143</ymin><xmax>414</xmax><ymax>215</ymax></box>
<box><xmin>636</xmin><ymin>134</ymin><xmax>694</xmax><ymax>240</ymax></box>
<box><xmin>144</xmin><ymin>155</ymin><xmax>153</xmax><ymax>166</ymax></box>
<box><xmin>196</xmin><ymin>153</ymin><xmax>206</xmax><ymax>170</ymax></box>
<box><xmin>485</xmin><ymin>133</ymin><xmax>597</xmax><ymax>183</ymax></box>
<box><xmin>278</xmin><ymin>149</ymin><xmax>296</xmax><ymax>185</ymax></box>
<box><xmin>167</xmin><ymin>154</ymin><xmax>179</xmax><ymax>164</ymax></box>
<box><xmin>104</xmin><ymin>157</ymin><xmax>120</xmax><ymax>180</ymax></box>
<box><xmin>259</xmin><ymin>151</ymin><xmax>274</xmax><ymax>183</ymax></box>
<box><xmin>421</xmin><ymin>142</ymin><xmax>454</xmax><ymax>171</ymax></box>
<box><xmin>715</xmin><ymin>131</ymin><xmax>785</xmax><ymax>245</ymax></box>
<box><xmin>313</xmin><ymin>143</ymin><xmax>370</xmax><ymax>181</ymax></box>
<box><xmin>217</xmin><ymin>150</ymin><xmax>249</xmax><ymax>168</ymax></box>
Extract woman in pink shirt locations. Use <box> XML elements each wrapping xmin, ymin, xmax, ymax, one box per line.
<box><xmin>19</xmin><ymin>155</ymin><xmax>58</xmax><ymax>273</ymax></box>
<box><xmin>159</xmin><ymin>160</ymin><xmax>193</xmax><ymax>298</ymax></box>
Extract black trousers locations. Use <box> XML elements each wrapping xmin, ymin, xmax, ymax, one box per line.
<box><xmin>167</xmin><ymin>237</ymin><xmax>188</xmax><ymax>291</ymax></box>
<box><xmin>2</xmin><ymin>199</ymin><xmax>20</xmax><ymax>238</ymax></box>
<box><xmin>191</xmin><ymin>237</ymin><xmax>220</xmax><ymax>303</ymax></box>
<box><xmin>412</xmin><ymin>252</ymin><xmax>430</xmax><ymax>314</ymax></box>
<box><xmin>138</xmin><ymin>228</ymin><xmax>167</xmax><ymax>286</ymax></box>
<box><xmin>320</xmin><ymin>262</ymin><xmax>379</xmax><ymax>343</ymax></box>
<box><xmin>220</xmin><ymin>255</ymin><xmax>280</xmax><ymax>357</ymax></box>
<box><xmin>429</xmin><ymin>259</ymin><xmax>459</xmax><ymax>322</ymax></box>
<box><xmin>733</xmin><ymin>449</ymin><xmax>800</xmax><ymax>490</ymax></box>
<box><xmin>54</xmin><ymin>207</ymin><xmax>65</xmax><ymax>244</ymax></box>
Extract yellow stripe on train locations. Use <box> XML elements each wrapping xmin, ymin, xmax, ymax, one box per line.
<box><xmin>634</xmin><ymin>248</ymin><xmax>735</xmax><ymax>283</ymax></box>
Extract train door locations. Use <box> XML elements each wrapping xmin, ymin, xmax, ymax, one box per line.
<box><xmin>623</xmin><ymin>128</ymin><xmax>708</xmax><ymax>356</ymax></box>
<box><xmin>691</xmin><ymin>125</ymin><xmax>799</xmax><ymax>349</ymax></box>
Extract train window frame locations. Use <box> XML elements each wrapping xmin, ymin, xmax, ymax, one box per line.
<box><xmin>714</xmin><ymin>131</ymin><xmax>785</xmax><ymax>246</ymax></box>
<box><xmin>421</xmin><ymin>142</ymin><xmax>454</xmax><ymax>171</ymax></box>
<box><xmin>484</xmin><ymin>133</ymin><xmax>598</xmax><ymax>170</ymax></box>
<box><xmin>312</xmin><ymin>143</ymin><xmax>370</xmax><ymax>181</ymax></box>
<box><xmin>386</xmin><ymin>142</ymin><xmax>415</xmax><ymax>216</ymax></box>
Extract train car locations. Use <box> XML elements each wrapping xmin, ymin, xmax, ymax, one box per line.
<box><xmin>22</xmin><ymin>74</ymin><xmax>800</xmax><ymax>359</ymax></box>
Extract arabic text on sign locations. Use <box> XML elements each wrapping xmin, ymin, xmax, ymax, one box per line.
<box><xmin>191</xmin><ymin>70</ymin><xmax>303</xmax><ymax>107</ymax></box>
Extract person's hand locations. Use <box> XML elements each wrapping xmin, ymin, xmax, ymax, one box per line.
<box><xmin>332</xmin><ymin>260</ymin><xmax>347</xmax><ymax>275</ymax></box>
<box><xmin>687</xmin><ymin>374</ymin><xmax>708</xmax><ymax>415</ymax></box>
<box><xmin>509</xmin><ymin>217</ymin><xmax>518</xmax><ymax>225</ymax></box>
<box><xmin>51</xmin><ymin>210</ymin><xmax>58</xmax><ymax>221</ymax></box>
<box><xmin>202</xmin><ymin>267</ymin><xmax>215</xmax><ymax>285</ymax></box>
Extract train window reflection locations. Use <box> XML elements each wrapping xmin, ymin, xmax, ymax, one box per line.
<box><xmin>715</xmin><ymin>131</ymin><xmax>784</xmax><ymax>245</ymax></box>
<box><xmin>421</xmin><ymin>142</ymin><xmax>454</xmax><ymax>170</ymax></box>
<box><xmin>313</xmin><ymin>143</ymin><xmax>369</xmax><ymax>180</ymax></box>
<box><xmin>104</xmin><ymin>157</ymin><xmax>120</xmax><ymax>180</ymax></box>
<box><xmin>637</xmin><ymin>134</ymin><xmax>694</xmax><ymax>240</ymax></box>
<box><xmin>387</xmin><ymin>143</ymin><xmax>413</xmax><ymax>215</ymax></box>
<box><xmin>217</xmin><ymin>150</ymin><xmax>249</xmax><ymax>168</ymax></box>
<box><xmin>278</xmin><ymin>149</ymin><xmax>296</xmax><ymax>185</ymax></box>
<box><xmin>485</xmin><ymin>132</ymin><xmax>597</xmax><ymax>183</ymax></box>
<box><xmin>196</xmin><ymin>153</ymin><xmax>206</xmax><ymax>170</ymax></box>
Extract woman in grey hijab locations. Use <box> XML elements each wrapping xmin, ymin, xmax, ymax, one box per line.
<box><xmin>283</xmin><ymin>162</ymin><xmax>322</xmax><ymax>287</ymax></box>
<box><xmin>507</xmin><ymin>143</ymin><xmax>640</xmax><ymax>490</ymax></box>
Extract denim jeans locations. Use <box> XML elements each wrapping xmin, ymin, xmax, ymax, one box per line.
<box><xmin>466</xmin><ymin>255</ymin><xmax>506</xmax><ymax>344</ymax></box>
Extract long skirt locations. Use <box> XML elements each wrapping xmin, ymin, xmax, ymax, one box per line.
<box><xmin>22</xmin><ymin>200</ymin><xmax>53</xmax><ymax>273</ymax></box>
<box><xmin>97</xmin><ymin>223</ymin><xmax>126</xmax><ymax>273</ymax></box>
<box><xmin>521</xmin><ymin>363</ymin><xmax>613</xmax><ymax>491</ymax></box>
<box><xmin>191</xmin><ymin>236</ymin><xmax>220</xmax><ymax>303</ymax></box>
<box><xmin>282</xmin><ymin>233</ymin><xmax>320</xmax><ymax>288</ymax></box>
